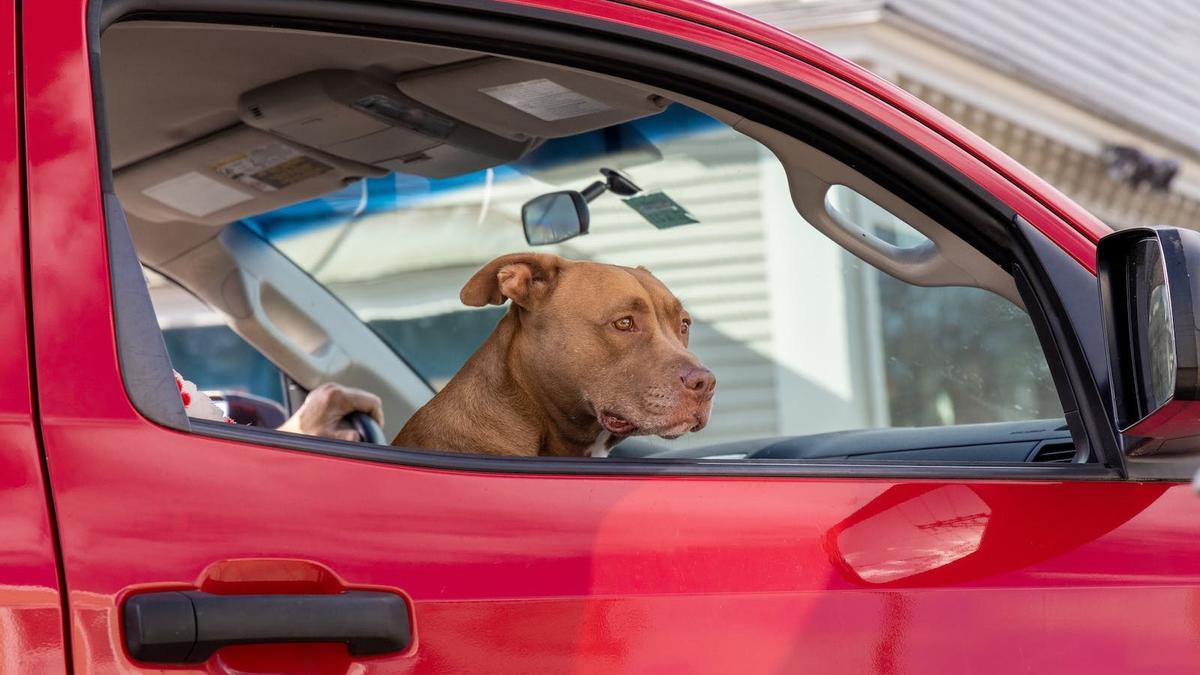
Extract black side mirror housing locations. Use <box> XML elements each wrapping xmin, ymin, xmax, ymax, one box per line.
<box><xmin>1098</xmin><ymin>226</ymin><xmax>1200</xmax><ymax>445</ymax></box>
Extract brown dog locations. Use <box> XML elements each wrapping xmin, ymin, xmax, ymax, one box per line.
<box><xmin>392</xmin><ymin>252</ymin><xmax>716</xmax><ymax>457</ymax></box>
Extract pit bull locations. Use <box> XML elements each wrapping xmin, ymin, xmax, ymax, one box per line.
<box><xmin>392</xmin><ymin>252</ymin><xmax>716</xmax><ymax>457</ymax></box>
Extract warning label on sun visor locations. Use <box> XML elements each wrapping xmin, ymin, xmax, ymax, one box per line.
<box><xmin>480</xmin><ymin>79</ymin><xmax>611</xmax><ymax>121</ymax></box>
<box><xmin>212</xmin><ymin>142</ymin><xmax>332</xmax><ymax>192</ymax></box>
<box><xmin>142</xmin><ymin>171</ymin><xmax>253</xmax><ymax>218</ymax></box>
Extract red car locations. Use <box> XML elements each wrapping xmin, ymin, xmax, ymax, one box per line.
<box><xmin>8</xmin><ymin>0</ymin><xmax>1200</xmax><ymax>672</ymax></box>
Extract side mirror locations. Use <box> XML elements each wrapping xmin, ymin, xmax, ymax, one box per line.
<box><xmin>1098</xmin><ymin>226</ymin><xmax>1200</xmax><ymax>442</ymax></box>
<box><xmin>521</xmin><ymin>191</ymin><xmax>589</xmax><ymax>246</ymax></box>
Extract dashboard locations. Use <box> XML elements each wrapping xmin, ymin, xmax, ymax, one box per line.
<box><xmin>609</xmin><ymin>419</ymin><xmax>1077</xmax><ymax>463</ymax></box>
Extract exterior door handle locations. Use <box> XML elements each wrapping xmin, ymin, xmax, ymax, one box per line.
<box><xmin>123</xmin><ymin>590</ymin><xmax>411</xmax><ymax>664</ymax></box>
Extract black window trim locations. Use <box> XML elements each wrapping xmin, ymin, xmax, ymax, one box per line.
<box><xmin>193</xmin><ymin>418</ymin><xmax>1119</xmax><ymax>480</ymax></box>
<box><xmin>91</xmin><ymin>0</ymin><xmax>1139</xmax><ymax>481</ymax></box>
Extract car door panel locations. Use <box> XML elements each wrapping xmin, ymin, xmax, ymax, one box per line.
<box><xmin>29</xmin><ymin>424</ymin><xmax>1200</xmax><ymax>673</ymax></box>
<box><xmin>23</xmin><ymin>0</ymin><xmax>1200</xmax><ymax>673</ymax></box>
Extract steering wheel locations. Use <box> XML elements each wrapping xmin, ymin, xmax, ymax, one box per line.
<box><xmin>346</xmin><ymin>411</ymin><xmax>387</xmax><ymax>445</ymax></box>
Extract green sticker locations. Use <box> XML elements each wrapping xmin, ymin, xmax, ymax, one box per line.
<box><xmin>622</xmin><ymin>191</ymin><xmax>699</xmax><ymax>229</ymax></box>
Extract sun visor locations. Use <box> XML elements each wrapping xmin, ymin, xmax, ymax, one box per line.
<box><xmin>238</xmin><ymin>70</ymin><xmax>534</xmax><ymax>178</ymax></box>
<box><xmin>396</xmin><ymin>58</ymin><xmax>669</xmax><ymax>140</ymax></box>
<box><xmin>116</xmin><ymin>125</ymin><xmax>375</xmax><ymax>226</ymax></box>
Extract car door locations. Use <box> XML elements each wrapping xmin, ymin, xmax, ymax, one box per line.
<box><xmin>0</xmin><ymin>0</ymin><xmax>69</xmax><ymax>671</ymax></box>
<box><xmin>24</xmin><ymin>1</ymin><xmax>1200</xmax><ymax>673</ymax></box>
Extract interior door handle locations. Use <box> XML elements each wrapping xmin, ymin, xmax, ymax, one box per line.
<box><xmin>123</xmin><ymin>590</ymin><xmax>411</xmax><ymax>664</ymax></box>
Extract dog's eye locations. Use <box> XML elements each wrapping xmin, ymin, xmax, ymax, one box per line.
<box><xmin>681</xmin><ymin>319</ymin><xmax>691</xmax><ymax>335</ymax></box>
<box><xmin>612</xmin><ymin>317</ymin><xmax>635</xmax><ymax>332</ymax></box>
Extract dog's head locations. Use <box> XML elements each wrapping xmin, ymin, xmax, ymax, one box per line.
<box><xmin>462</xmin><ymin>252</ymin><xmax>715</xmax><ymax>441</ymax></box>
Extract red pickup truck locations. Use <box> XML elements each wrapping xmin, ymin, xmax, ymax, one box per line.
<box><xmin>7</xmin><ymin>0</ymin><xmax>1200</xmax><ymax>672</ymax></box>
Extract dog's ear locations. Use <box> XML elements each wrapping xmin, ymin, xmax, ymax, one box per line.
<box><xmin>460</xmin><ymin>253</ymin><xmax>563</xmax><ymax>309</ymax></box>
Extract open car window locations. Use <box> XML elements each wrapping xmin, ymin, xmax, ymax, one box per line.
<box><xmin>104</xmin><ymin>22</ymin><xmax>1069</xmax><ymax>463</ymax></box>
<box><xmin>246</xmin><ymin>105</ymin><xmax>1062</xmax><ymax>454</ymax></box>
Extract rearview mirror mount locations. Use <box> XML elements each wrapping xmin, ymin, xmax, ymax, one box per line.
<box><xmin>521</xmin><ymin>168</ymin><xmax>641</xmax><ymax>246</ymax></box>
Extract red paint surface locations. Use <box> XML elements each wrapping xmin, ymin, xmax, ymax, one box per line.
<box><xmin>0</xmin><ymin>0</ymin><xmax>70</xmax><ymax>671</ymax></box>
<box><xmin>18</xmin><ymin>0</ymin><xmax>1200</xmax><ymax>673</ymax></box>
<box><xmin>1125</xmin><ymin>399</ymin><xmax>1200</xmax><ymax>443</ymax></box>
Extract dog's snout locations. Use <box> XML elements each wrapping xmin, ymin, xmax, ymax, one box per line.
<box><xmin>681</xmin><ymin>366</ymin><xmax>716</xmax><ymax>397</ymax></box>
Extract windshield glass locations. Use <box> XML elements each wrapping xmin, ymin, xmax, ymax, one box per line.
<box><xmin>253</xmin><ymin>104</ymin><xmax>1062</xmax><ymax>450</ymax></box>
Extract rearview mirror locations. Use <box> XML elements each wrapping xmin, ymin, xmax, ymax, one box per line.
<box><xmin>522</xmin><ymin>191</ymin><xmax>589</xmax><ymax>246</ymax></box>
<box><xmin>1098</xmin><ymin>226</ymin><xmax>1200</xmax><ymax>444</ymax></box>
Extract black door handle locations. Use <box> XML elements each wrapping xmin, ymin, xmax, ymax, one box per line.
<box><xmin>124</xmin><ymin>590</ymin><xmax>411</xmax><ymax>664</ymax></box>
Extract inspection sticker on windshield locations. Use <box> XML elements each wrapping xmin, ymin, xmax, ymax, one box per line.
<box><xmin>623</xmin><ymin>191</ymin><xmax>699</xmax><ymax>229</ymax></box>
<box><xmin>480</xmin><ymin>79</ymin><xmax>610</xmax><ymax>121</ymax></box>
<box><xmin>212</xmin><ymin>142</ymin><xmax>331</xmax><ymax>192</ymax></box>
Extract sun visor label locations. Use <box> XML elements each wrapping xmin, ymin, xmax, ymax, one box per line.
<box><xmin>142</xmin><ymin>171</ymin><xmax>253</xmax><ymax>218</ymax></box>
<box><xmin>623</xmin><ymin>191</ymin><xmax>700</xmax><ymax>229</ymax></box>
<box><xmin>212</xmin><ymin>142</ymin><xmax>332</xmax><ymax>192</ymax></box>
<box><xmin>480</xmin><ymin>79</ymin><xmax>611</xmax><ymax>121</ymax></box>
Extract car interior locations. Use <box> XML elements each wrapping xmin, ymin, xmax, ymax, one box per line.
<box><xmin>100</xmin><ymin>20</ymin><xmax>1081</xmax><ymax>464</ymax></box>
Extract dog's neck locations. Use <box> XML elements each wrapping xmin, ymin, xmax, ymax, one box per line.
<box><xmin>501</xmin><ymin>310</ymin><xmax>612</xmax><ymax>456</ymax></box>
<box><xmin>403</xmin><ymin>310</ymin><xmax>610</xmax><ymax>457</ymax></box>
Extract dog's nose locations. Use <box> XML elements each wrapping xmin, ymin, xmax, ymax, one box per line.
<box><xmin>681</xmin><ymin>366</ymin><xmax>716</xmax><ymax>397</ymax></box>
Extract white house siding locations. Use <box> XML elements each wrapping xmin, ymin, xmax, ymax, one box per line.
<box><xmin>897</xmin><ymin>76</ymin><xmax>1200</xmax><ymax>231</ymax></box>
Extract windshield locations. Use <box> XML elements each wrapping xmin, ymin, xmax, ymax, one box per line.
<box><xmin>253</xmin><ymin>103</ymin><xmax>1061</xmax><ymax>450</ymax></box>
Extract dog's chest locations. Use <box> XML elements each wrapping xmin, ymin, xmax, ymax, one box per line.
<box><xmin>587</xmin><ymin>432</ymin><xmax>613</xmax><ymax>458</ymax></box>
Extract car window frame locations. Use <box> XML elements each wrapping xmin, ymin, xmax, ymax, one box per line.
<box><xmin>89</xmin><ymin>0</ymin><xmax>1125</xmax><ymax>480</ymax></box>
